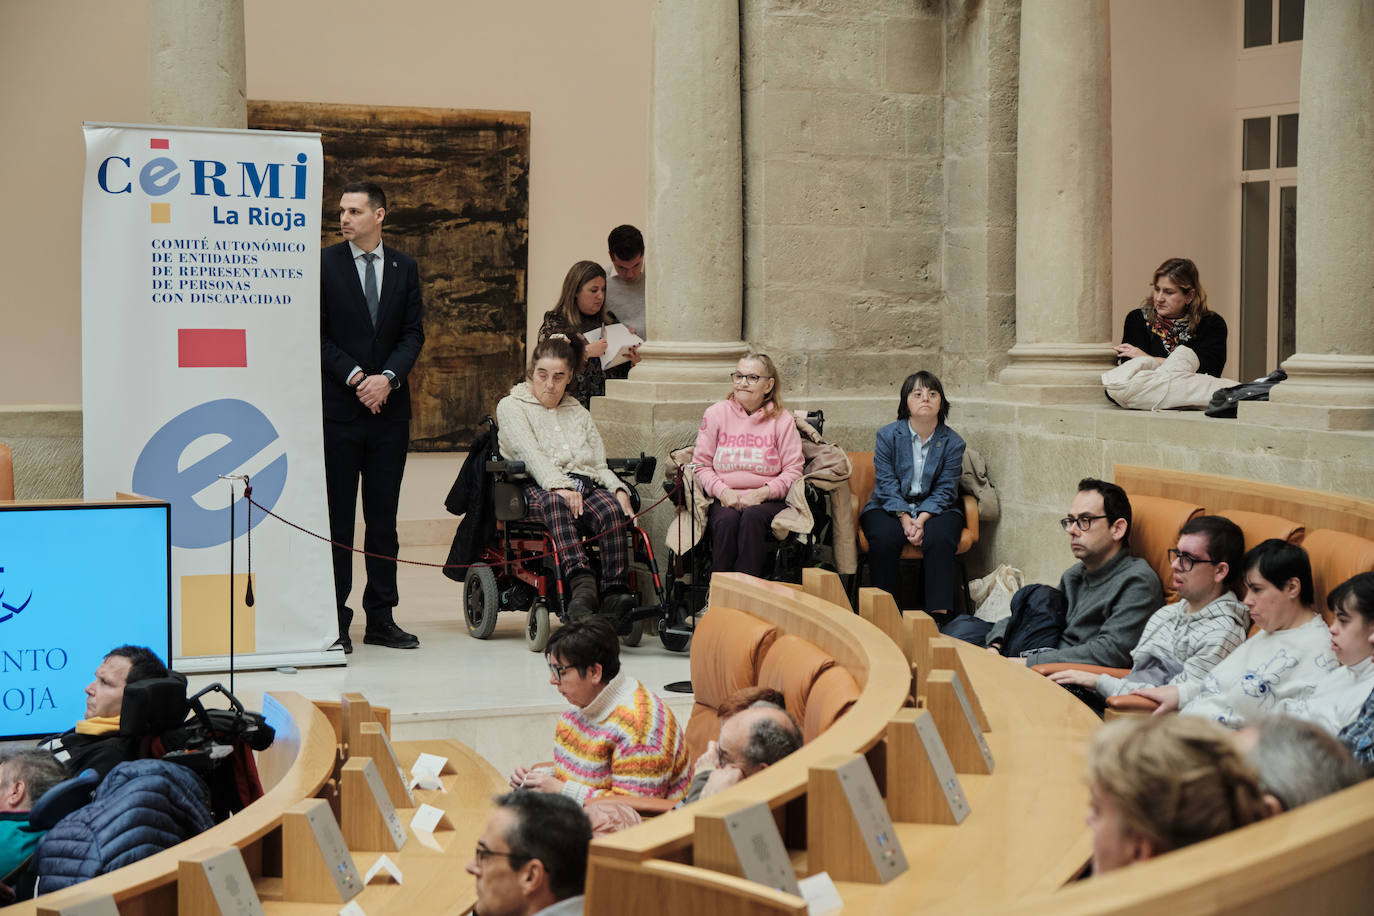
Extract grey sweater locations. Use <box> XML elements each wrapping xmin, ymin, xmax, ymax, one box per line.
<box><xmin>994</xmin><ymin>550</ymin><xmax>1162</xmax><ymax>667</ymax></box>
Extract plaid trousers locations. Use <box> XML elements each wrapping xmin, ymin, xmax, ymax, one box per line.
<box><xmin>523</xmin><ymin>484</ymin><xmax>630</xmax><ymax>588</ymax></box>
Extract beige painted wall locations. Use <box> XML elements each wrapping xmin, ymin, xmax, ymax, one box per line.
<box><xmin>0</xmin><ymin>0</ymin><xmax>649</xmax><ymax>408</ymax></box>
<box><xmin>1110</xmin><ymin>0</ymin><xmax>1240</xmax><ymax>378</ymax></box>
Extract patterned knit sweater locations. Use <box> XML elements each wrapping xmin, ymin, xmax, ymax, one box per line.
<box><xmin>553</xmin><ymin>670</ymin><xmax>692</xmax><ymax>804</ymax></box>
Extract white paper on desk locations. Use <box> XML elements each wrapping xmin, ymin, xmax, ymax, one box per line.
<box><xmin>799</xmin><ymin>872</ymin><xmax>844</xmax><ymax>915</ymax></box>
<box><xmin>410</xmin><ymin>803</ymin><xmax>446</xmax><ymax>834</ymax></box>
<box><xmin>409</xmin><ymin>769</ymin><xmax>442</xmax><ymax>791</ymax></box>
<box><xmin>409</xmin><ymin>753</ymin><xmax>447</xmax><ymax>791</ymax></box>
<box><xmin>339</xmin><ymin>901</ymin><xmax>367</xmax><ymax>916</ymax></box>
<box><xmin>600</xmin><ymin>323</ymin><xmax>643</xmax><ymax>370</ymax></box>
<box><xmin>363</xmin><ymin>854</ymin><xmax>403</xmax><ymax>886</ymax></box>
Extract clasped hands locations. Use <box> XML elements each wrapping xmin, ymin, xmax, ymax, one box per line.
<box><xmin>349</xmin><ymin>371</ymin><xmax>391</xmax><ymax>414</ymax></box>
<box><xmin>552</xmin><ymin>486</ymin><xmax>635</xmax><ymax>519</ymax></box>
<box><xmin>718</xmin><ymin>486</ymin><xmax>770</xmax><ymax>510</ymax></box>
<box><xmin>899</xmin><ymin>511</ymin><xmax>929</xmax><ymax>547</ymax></box>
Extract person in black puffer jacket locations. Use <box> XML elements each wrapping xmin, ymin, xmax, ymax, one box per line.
<box><xmin>33</xmin><ymin>759</ymin><xmax>214</xmax><ymax>893</ymax></box>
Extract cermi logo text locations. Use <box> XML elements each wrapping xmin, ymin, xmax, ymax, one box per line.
<box><xmin>95</xmin><ymin>137</ymin><xmax>309</xmax><ymax>224</ymax></box>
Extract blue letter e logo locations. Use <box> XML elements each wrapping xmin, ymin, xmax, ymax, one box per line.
<box><xmin>132</xmin><ymin>399</ymin><xmax>287</xmax><ymax>549</ymax></box>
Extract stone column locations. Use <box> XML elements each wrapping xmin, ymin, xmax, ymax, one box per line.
<box><xmin>148</xmin><ymin>0</ymin><xmax>247</xmax><ymax>128</ymax></box>
<box><xmin>1256</xmin><ymin>3</ymin><xmax>1374</xmax><ymax>430</ymax></box>
<box><xmin>997</xmin><ymin>0</ymin><xmax>1115</xmax><ymax>397</ymax></box>
<box><xmin>632</xmin><ymin>0</ymin><xmax>748</xmax><ymax>384</ymax></box>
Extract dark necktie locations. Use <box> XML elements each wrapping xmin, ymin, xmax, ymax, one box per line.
<box><xmin>362</xmin><ymin>252</ymin><xmax>379</xmax><ymax>325</ymax></box>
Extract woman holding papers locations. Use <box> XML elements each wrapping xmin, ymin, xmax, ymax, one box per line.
<box><xmin>538</xmin><ymin>260</ymin><xmax>642</xmax><ymax>408</ymax></box>
<box><xmin>691</xmin><ymin>353</ymin><xmax>804</xmax><ymax>579</ymax></box>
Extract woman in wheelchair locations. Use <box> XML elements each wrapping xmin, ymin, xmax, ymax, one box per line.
<box><xmin>691</xmin><ymin>352</ymin><xmax>804</xmax><ymax>578</ymax></box>
<box><xmin>860</xmin><ymin>370</ymin><xmax>966</xmax><ymax>615</ymax></box>
<box><xmin>496</xmin><ymin>335</ymin><xmax>638</xmax><ymax>619</ymax></box>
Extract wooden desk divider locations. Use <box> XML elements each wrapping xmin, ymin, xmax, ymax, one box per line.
<box><xmin>177</xmin><ymin>846</ymin><xmax>265</xmax><ymax>916</ymax></box>
<box><xmin>35</xmin><ymin>894</ymin><xmax>120</xmax><ymax>916</ymax></box>
<box><xmin>340</xmin><ymin>757</ymin><xmax>409</xmax><ymax>852</ymax></box>
<box><xmin>903</xmin><ymin>611</ymin><xmax>939</xmax><ymax>703</ymax></box>
<box><xmin>281</xmin><ymin>798</ymin><xmax>364</xmax><ymax>904</ymax></box>
<box><xmin>925</xmin><ymin>670</ymin><xmax>995</xmax><ymax>774</ymax></box>
<box><xmin>806</xmin><ymin>753</ymin><xmax>910</xmax><ymax>884</ymax></box>
<box><xmin>341</xmin><ymin>692</ymin><xmax>373</xmax><ymax>758</ymax></box>
<box><xmin>883</xmin><ymin>708</ymin><xmax>971</xmax><ymax>825</ymax></box>
<box><xmin>802</xmin><ymin>567</ymin><xmax>853</xmax><ymax>612</ymax></box>
<box><xmin>929</xmin><ymin>637</ymin><xmax>991</xmax><ymax>732</ymax></box>
<box><xmin>857</xmin><ymin>588</ymin><xmax>905</xmax><ymax>650</ymax></box>
<box><xmin>357</xmin><ymin>721</ymin><xmax>415</xmax><ymax>808</ymax></box>
<box><xmin>693</xmin><ymin>798</ymin><xmax>802</xmax><ymax>896</ymax></box>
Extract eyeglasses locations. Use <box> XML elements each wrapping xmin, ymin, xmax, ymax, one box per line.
<box><xmin>1059</xmin><ymin>514</ymin><xmax>1109</xmax><ymax>531</ymax></box>
<box><xmin>1168</xmin><ymin>548</ymin><xmax>1220</xmax><ymax>572</ymax></box>
<box><xmin>473</xmin><ymin>843</ymin><xmax>526</xmax><ymax>868</ymax></box>
<box><xmin>730</xmin><ymin>372</ymin><xmax>770</xmax><ymax>385</ymax></box>
<box><xmin>548</xmin><ymin>662</ymin><xmax>576</xmax><ymax>682</ymax></box>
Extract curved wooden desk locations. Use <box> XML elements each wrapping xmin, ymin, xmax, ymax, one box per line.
<box><xmin>585</xmin><ymin>574</ymin><xmax>1102</xmax><ymax>915</ymax></box>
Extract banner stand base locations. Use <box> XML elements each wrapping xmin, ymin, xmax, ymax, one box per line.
<box><xmin>174</xmin><ymin>648</ymin><xmax>343</xmax><ymax>674</ymax></box>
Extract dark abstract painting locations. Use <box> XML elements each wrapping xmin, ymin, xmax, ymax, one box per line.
<box><xmin>248</xmin><ymin>100</ymin><xmax>530</xmax><ymax>451</ymax></box>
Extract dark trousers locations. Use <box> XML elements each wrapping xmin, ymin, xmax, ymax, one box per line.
<box><xmin>860</xmin><ymin>507</ymin><xmax>963</xmax><ymax>614</ymax></box>
<box><xmin>524</xmin><ymin>485</ymin><xmax>630</xmax><ymax>589</ymax></box>
<box><xmin>324</xmin><ymin>413</ymin><xmax>409</xmax><ymax>635</ymax></box>
<box><xmin>709</xmin><ymin>499</ymin><xmax>787</xmax><ymax>577</ymax></box>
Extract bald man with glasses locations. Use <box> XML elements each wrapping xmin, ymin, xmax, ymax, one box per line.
<box><xmin>947</xmin><ymin>478</ymin><xmax>1162</xmax><ymax>667</ymax></box>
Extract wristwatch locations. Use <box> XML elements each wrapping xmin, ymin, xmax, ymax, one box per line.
<box><xmin>383</xmin><ymin>370</ymin><xmax>400</xmax><ymax>390</ymax></box>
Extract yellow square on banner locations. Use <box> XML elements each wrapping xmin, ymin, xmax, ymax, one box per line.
<box><xmin>180</xmin><ymin>573</ymin><xmax>257</xmax><ymax>656</ymax></box>
<box><xmin>150</xmin><ymin>202</ymin><xmax>171</xmax><ymax>223</ymax></box>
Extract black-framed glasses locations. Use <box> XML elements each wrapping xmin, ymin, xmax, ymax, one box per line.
<box><xmin>730</xmin><ymin>372</ymin><xmax>770</xmax><ymax>385</ymax></box>
<box><xmin>1168</xmin><ymin>548</ymin><xmax>1220</xmax><ymax>572</ymax></box>
<box><xmin>1059</xmin><ymin>514</ymin><xmax>1109</xmax><ymax>531</ymax></box>
<box><xmin>548</xmin><ymin>662</ymin><xmax>576</xmax><ymax>682</ymax></box>
<box><xmin>473</xmin><ymin>842</ymin><xmax>526</xmax><ymax>868</ymax></box>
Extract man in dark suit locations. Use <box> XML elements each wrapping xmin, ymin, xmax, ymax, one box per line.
<box><xmin>321</xmin><ymin>180</ymin><xmax>425</xmax><ymax>651</ymax></box>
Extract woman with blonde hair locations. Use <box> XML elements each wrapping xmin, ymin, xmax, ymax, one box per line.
<box><xmin>691</xmin><ymin>353</ymin><xmax>803</xmax><ymax>578</ymax></box>
<box><xmin>538</xmin><ymin>260</ymin><xmax>641</xmax><ymax>408</ymax></box>
<box><xmin>1114</xmin><ymin>257</ymin><xmax>1228</xmax><ymax>378</ymax></box>
<box><xmin>1086</xmin><ymin>715</ymin><xmax>1270</xmax><ymax>874</ymax></box>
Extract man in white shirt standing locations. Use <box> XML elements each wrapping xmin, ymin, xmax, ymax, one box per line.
<box><xmin>604</xmin><ymin>224</ymin><xmax>646</xmax><ymax>342</ymax></box>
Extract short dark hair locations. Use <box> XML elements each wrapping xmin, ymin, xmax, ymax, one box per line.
<box><xmin>895</xmin><ymin>370</ymin><xmax>950</xmax><ymax>425</ymax></box>
<box><xmin>340</xmin><ymin>180</ymin><xmax>386</xmax><ymax>212</ymax></box>
<box><xmin>607</xmin><ymin>225</ymin><xmax>644</xmax><ymax>261</ymax></box>
<box><xmin>740</xmin><ymin>710</ymin><xmax>803</xmax><ymax>771</ymax></box>
<box><xmin>1328</xmin><ymin>572</ymin><xmax>1374</xmax><ymax>623</ymax></box>
<box><xmin>1180</xmin><ymin>515</ymin><xmax>1246</xmax><ymax>594</ymax></box>
<box><xmin>0</xmin><ymin>749</ymin><xmax>67</xmax><ymax>805</ymax></box>
<box><xmin>1244</xmin><ymin>539</ymin><xmax>1314</xmax><ymax>606</ymax></box>
<box><xmin>545</xmin><ymin>616</ymin><xmax>620</xmax><ymax>682</ymax></box>
<box><xmin>105</xmin><ymin>646</ymin><xmax>169</xmax><ymax>685</ymax></box>
<box><xmin>1077</xmin><ymin>478</ymin><xmax>1132</xmax><ymax>546</ymax></box>
<box><xmin>494</xmin><ymin>791</ymin><xmax>592</xmax><ymax>900</ymax></box>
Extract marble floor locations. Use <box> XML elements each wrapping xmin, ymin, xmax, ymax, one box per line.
<box><xmin>182</xmin><ymin>544</ymin><xmax>695</xmax><ymax>778</ymax></box>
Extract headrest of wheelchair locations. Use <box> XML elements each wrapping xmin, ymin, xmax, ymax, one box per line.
<box><xmin>28</xmin><ymin>767</ymin><xmax>100</xmax><ymax>831</ymax></box>
<box><xmin>119</xmin><ymin>674</ymin><xmax>190</xmax><ymax>736</ymax></box>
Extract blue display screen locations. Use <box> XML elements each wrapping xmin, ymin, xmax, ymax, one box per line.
<box><xmin>0</xmin><ymin>502</ymin><xmax>172</xmax><ymax>739</ymax></box>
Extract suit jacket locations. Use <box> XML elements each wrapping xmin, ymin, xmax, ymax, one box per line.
<box><xmin>320</xmin><ymin>241</ymin><xmax>426</xmax><ymax>422</ymax></box>
<box><xmin>862</xmin><ymin>420</ymin><xmax>965</xmax><ymax>518</ymax></box>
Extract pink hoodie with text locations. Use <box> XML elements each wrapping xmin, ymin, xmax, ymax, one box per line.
<box><xmin>691</xmin><ymin>399</ymin><xmax>804</xmax><ymax>501</ymax></box>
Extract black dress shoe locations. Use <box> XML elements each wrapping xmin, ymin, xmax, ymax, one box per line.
<box><xmin>363</xmin><ymin>623</ymin><xmax>420</xmax><ymax>649</ymax></box>
<box><xmin>332</xmin><ymin>636</ymin><xmax>353</xmax><ymax>654</ymax></box>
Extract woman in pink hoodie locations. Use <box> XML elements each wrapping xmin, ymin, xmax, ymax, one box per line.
<box><xmin>691</xmin><ymin>353</ymin><xmax>804</xmax><ymax>578</ymax></box>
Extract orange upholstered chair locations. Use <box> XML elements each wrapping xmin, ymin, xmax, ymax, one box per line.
<box><xmin>847</xmin><ymin>450</ymin><xmax>979</xmax><ymax>612</ymax></box>
<box><xmin>682</xmin><ymin>605</ymin><xmax>781</xmax><ymax>761</ymax></box>
<box><xmin>1126</xmin><ymin>493</ymin><xmax>1205</xmax><ymax>603</ymax></box>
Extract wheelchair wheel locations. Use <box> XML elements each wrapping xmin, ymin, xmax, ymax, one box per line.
<box><xmin>525</xmin><ymin>600</ymin><xmax>551</xmax><ymax>653</ymax></box>
<box><xmin>463</xmin><ymin>564</ymin><xmax>499</xmax><ymax>639</ymax></box>
<box><xmin>660</xmin><ymin>626</ymin><xmax>692</xmax><ymax>653</ymax></box>
<box><xmin>619</xmin><ymin>616</ymin><xmax>643</xmax><ymax>648</ymax></box>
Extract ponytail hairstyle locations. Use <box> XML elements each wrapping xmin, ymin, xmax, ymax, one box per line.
<box><xmin>528</xmin><ymin>334</ymin><xmax>586</xmax><ymax>379</ymax></box>
<box><xmin>1089</xmin><ymin>715</ymin><xmax>1270</xmax><ymax>858</ymax></box>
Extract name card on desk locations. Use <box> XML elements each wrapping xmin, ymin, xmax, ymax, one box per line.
<box><xmin>722</xmin><ymin>801</ymin><xmax>802</xmax><ymax>897</ymax></box>
<box><xmin>282</xmin><ymin>798</ymin><xmax>363</xmax><ymax>904</ymax></box>
<box><xmin>181</xmin><ymin>847</ymin><xmax>265</xmax><ymax>916</ymax></box>
<box><xmin>807</xmin><ymin>754</ymin><xmax>909</xmax><ymax>884</ymax></box>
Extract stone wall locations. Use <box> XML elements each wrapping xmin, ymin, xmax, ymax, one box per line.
<box><xmin>0</xmin><ymin>409</ymin><xmax>83</xmax><ymax>500</ymax></box>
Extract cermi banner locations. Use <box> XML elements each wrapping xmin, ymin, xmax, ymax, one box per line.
<box><xmin>81</xmin><ymin>123</ymin><xmax>336</xmax><ymax>672</ymax></box>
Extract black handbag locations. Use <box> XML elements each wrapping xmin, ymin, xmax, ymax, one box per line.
<box><xmin>1205</xmin><ymin>368</ymin><xmax>1287</xmax><ymax>418</ymax></box>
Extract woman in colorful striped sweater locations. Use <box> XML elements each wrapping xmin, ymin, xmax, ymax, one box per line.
<box><xmin>509</xmin><ymin>617</ymin><xmax>692</xmax><ymax>804</ymax></box>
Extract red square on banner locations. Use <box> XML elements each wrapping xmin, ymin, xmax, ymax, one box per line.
<box><xmin>178</xmin><ymin>329</ymin><xmax>247</xmax><ymax>368</ymax></box>
<box><xmin>150</xmin><ymin>138</ymin><xmax>169</xmax><ymax>149</ymax></box>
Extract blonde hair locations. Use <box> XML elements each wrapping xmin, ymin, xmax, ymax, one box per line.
<box><xmin>730</xmin><ymin>352</ymin><xmax>785</xmax><ymax>413</ymax></box>
<box><xmin>1089</xmin><ymin>716</ymin><xmax>1269</xmax><ymax>857</ymax></box>
<box><xmin>554</xmin><ymin>260</ymin><xmax>608</xmax><ymax>328</ymax></box>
